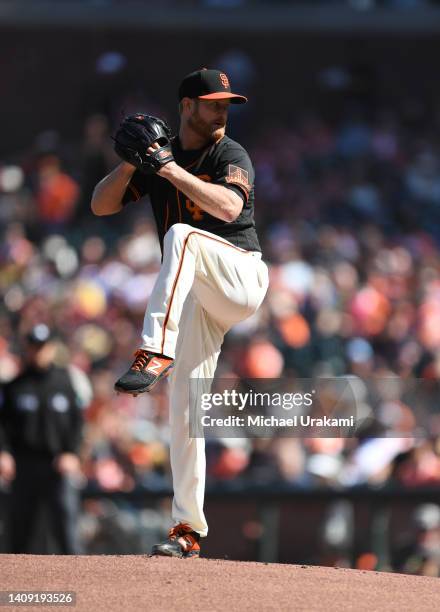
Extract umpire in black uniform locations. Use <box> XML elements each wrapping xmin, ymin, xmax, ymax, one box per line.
<box><xmin>0</xmin><ymin>324</ymin><xmax>91</xmax><ymax>554</ymax></box>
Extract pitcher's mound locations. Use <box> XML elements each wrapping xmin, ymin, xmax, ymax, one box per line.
<box><xmin>1</xmin><ymin>555</ymin><xmax>439</xmax><ymax>611</ymax></box>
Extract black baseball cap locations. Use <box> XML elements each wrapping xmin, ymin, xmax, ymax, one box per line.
<box><xmin>25</xmin><ymin>323</ymin><xmax>53</xmax><ymax>345</ymax></box>
<box><xmin>178</xmin><ymin>68</ymin><xmax>247</xmax><ymax>105</ymax></box>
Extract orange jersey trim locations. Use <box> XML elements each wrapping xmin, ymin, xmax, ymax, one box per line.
<box><xmin>226</xmin><ymin>183</ymin><xmax>250</xmax><ymax>203</ymax></box>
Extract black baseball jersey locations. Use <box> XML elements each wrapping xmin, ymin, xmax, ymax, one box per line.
<box><xmin>122</xmin><ymin>135</ymin><xmax>262</xmax><ymax>253</ymax></box>
<box><xmin>0</xmin><ymin>366</ymin><xmax>83</xmax><ymax>457</ymax></box>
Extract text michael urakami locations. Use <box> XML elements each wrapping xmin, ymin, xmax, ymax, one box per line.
<box><xmin>200</xmin><ymin>389</ymin><xmax>315</xmax><ymax>411</ymax></box>
<box><xmin>200</xmin><ymin>414</ymin><xmax>355</xmax><ymax>428</ymax></box>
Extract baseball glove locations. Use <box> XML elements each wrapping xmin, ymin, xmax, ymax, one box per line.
<box><xmin>113</xmin><ymin>114</ymin><xmax>174</xmax><ymax>175</ymax></box>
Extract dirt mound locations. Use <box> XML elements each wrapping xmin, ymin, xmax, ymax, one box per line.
<box><xmin>1</xmin><ymin>555</ymin><xmax>439</xmax><ymax>611</ymax></box>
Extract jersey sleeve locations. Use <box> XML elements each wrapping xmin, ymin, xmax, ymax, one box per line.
<box><xmin>121</xmin><ymin>170</ymin><xmax>152</xmax><ymax>206</ymax></box>
<box><xmin>213</xmin><ymin>145</ymin><xmax>254</xmax><ymax>203</ymax></box>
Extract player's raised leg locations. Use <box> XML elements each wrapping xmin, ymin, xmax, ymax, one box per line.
<box><xmin>115</xmin><ymin>223</ymin><xmax>267</xmax><ymax>396</ymax></box>
<box><xmin>114</xmin><ymin>223</ymin><xmax>195</xmax><ymax>395</ymax></box>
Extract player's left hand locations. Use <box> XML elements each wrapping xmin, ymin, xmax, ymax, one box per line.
<box><xmin>113</xmin><ymin>114</ymin><xmax>175</xmax><ymax>175</ymax></box>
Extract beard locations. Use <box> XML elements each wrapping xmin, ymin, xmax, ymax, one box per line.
<box><xmin>187</xmin><ymin>108</ymin><xmax>225</xmax><ymax>144</ymax></box>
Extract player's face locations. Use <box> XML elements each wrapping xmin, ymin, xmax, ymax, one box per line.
<box><xmin>188</xmin><ymin>99</ymin><xmax>230</xmax><ymax>143</ymax></box>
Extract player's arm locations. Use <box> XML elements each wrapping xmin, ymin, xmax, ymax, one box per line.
<box><xmin>91</xmin><ymin>162</ymin><xmax>136</xmax><ymax>216</ymax></box>
<box><xmin>159</xmin><ymin>162</ymin><xmax>242</xmax><ymax>222</ymax></box>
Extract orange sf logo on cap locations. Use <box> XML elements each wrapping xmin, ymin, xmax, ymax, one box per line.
<box><xmin>219</xmin><ymin>73</ymin><xmax>229</xmax><ymax>89</ymax></box>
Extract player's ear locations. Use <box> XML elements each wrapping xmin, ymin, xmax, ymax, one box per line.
<box><xmin>181</xmin><ymin>97</ymin><xmax>195</xmax><ymax>115</ymax></box>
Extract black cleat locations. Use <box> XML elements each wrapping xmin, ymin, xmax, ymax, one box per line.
<box><xmin>114</xmin><ymin>349</ymin><xmax>174</xmax><ymax>396</ymax></box>
<box><xmin>151</xmin><ymin>523</ymin><xmax>201</xmax><ymax>559</ymax></box>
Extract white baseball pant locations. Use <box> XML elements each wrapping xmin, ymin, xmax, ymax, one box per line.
<box><xmin>140</xmin><ymin>223</ymin><xmax>269</xmax><ymax>536</ymax></box>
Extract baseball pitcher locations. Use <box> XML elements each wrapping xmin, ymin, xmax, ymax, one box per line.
<box><xmin>91</xmin><ymin>68</ymin><xmax>268</xmax><ymax>558</ymax></box>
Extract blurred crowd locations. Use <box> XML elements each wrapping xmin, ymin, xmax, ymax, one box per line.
<box><xmin>2</xmin><ymin>100</ymin><xmax>440</xmax><ymax>571</ymax></box>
